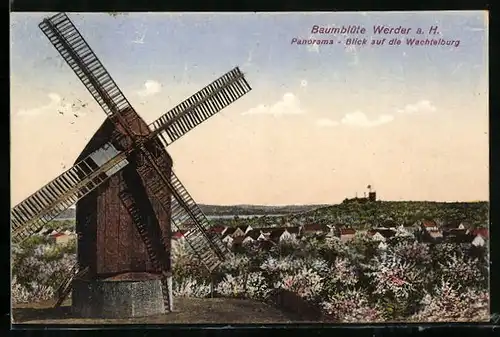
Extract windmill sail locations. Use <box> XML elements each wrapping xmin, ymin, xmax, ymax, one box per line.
<box><xmin>54</xmin><ymin>262</ymin><xmax>89</xmax><ymax>307</ymax></box>
<box><xmin>136</xmin><ymin>155</ymin><xmax>231</xmax><ymax>271</ymax></box>
<box><xmin>149</xmin><ymin>67</ymin><xmax>251</xmax><ymax>147</ymax></box>
<box><xmin>39</xmin><ymin>13</ymin><xmax>135</xmax><ymax>120</ymax></box>
<box><xmin>11</xmin><ymin>65</ymin><xmax>251</xmax><ymax>244</ymax></box>
<box><xmin>11</xmin><ymin>144</ymin><xmax>128</xmax><ymax>244</ymax></box>
<box><xmin>40</xmin><ymin>12</ymin><xmax>251</xmax><ymax>147</ymax></box>
<box><xmin>169</xmin><ymin>172</ymin><xmax>232</xmax><ymax>267</ymax></box>
<box><xmin>12</xmin><ymin>13</ymin><xmax>250</xmax><ymax>246</ymax></box>
<box><xmin>36</xmin><ymin>12</ymin><xmax>246</xmax><ymax>272</ymax></box>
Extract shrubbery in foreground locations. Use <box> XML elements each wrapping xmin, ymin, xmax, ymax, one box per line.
<box><xmin>12</xmin><ymin>233</ymin><xmax>489</xmax><ymax>322</ymax></box>
<box><xmin>172</xmin><ymin>234</ymin><xmax>489</xmax><ymax>322</ymax></box>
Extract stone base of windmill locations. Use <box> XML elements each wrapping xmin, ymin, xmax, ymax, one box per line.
<box><xmin>71</xmin><ymin>272</ymin><xmax>168</xmax><ymax>318</ymax></box>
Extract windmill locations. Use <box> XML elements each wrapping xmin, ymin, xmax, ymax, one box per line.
<box><xmin>10</xmin><ymin>12</ymin><xmax>252</xmax><ymax>318</ymax></box>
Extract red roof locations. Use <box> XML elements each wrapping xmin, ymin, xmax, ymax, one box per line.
<box><xmin>258</xmin><ymin>240</ymin><xmax>274</xmax><ymax>249</ymax></box>
<box><xmin>222</xmin><ymin>227</ymin><xmax>236</xmax><ymax>236</ymax></box>
<box><xmin>423</xmin><ymin>220</ymin><xmax>437</xmax><ymax>228</ymax></box>
<box><xmin>51</xmin><ymin>233</ymin><xmax>65</xmax><ymax>238</ymax></box>
<box><xmin>269</xmin><ymin>228</ymin><xmax>286</xmax><ymax>240</ymax></box>
<box><xmin>232</xmin><ymin>236</ymin><xmax>244</xmax><ymax>244</ymax></box>
<box><xmin>172</xmin><ymin>230</ymin><xmax>187</xmax><ymax>239</ymax></box>
<box><xmin>246</xmin><ymin>229</ymin><xmax>261</xmax><ymax>240</ymax></box>
<box><xmin>382</xmin><ymin>220</ymin><xmax>398</xmax><ymax>228</ymax></box>
<box><xmin>303</xmin><ymin>224</ymin><xmax>324</xmax><ymax>232</ymax></box>
<box><xmin>209</xmin><ymin>226</ymin><xmax>226</xmax><ymax>234</ymax></box>
<box><xmin>340</xmin><ymin>228</ymin><xmax>356</xmax><ymax>235</ymax></box>
<box><xmin>472</xmin><ymin>228</ymin><xmax>488</xmax><ymax>238</ymax></box>
<box><xmin>286</xmin><ymin>226</ymin><xmax>301</xmax><ymax>234</ymax></box>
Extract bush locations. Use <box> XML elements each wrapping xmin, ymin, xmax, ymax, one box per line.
<box><xmin>322</xmin><ymin>288</ymin><xmax>384</xmax><ymax>323</ymax></box>
<box><xmin>275</xmin><ymin>267</ymin><xmax>323</xmax><ymax>303</ymax></box>
<box><xmin>12</xmin><ymin>241</ymin><xmax>76</xmax><ymax>304</ymax></box>
<box><xmin>323</xmin><ymin>257</ymin><xmax>359</xmax><ymax>295</ymax></box>
<box><xmin>437</xmin><ymin>253</ymin><xmax>486</xmax><ymax>289</ymax></box>
<box><xmin>173</xmin><ymin>277</ymin><xmax>212</xmax><ymax>298</ymax></box>
<box><xmin>409</xmin><ymin>280</ymin><xmax>489</xmax><ymax>322</ymax></box>
<box><xmin>172</xmin><ymin>239</ymin><xmax>211</xmax><ymax>281</ymax></box>
<box><xmin>364</xmin><ymin>254</ymin><xmax>427</xmax><ymax>319</ymax></box>
<box><xmin>215</xmin><ymin>274</ymin><xmax>247</xmax><ymax>298</ymax></box>
<box><xmin>12</xmin><ymin>223</ymin><xmax>489</xmax><ymax>323</ymax></box>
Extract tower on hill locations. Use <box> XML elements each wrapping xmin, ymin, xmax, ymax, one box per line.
<box><xmin>367</xmin><ymin>185</ymin><xmax>377</xmax><ymax>202</ymax></box>
<box><xmin>343</xmin><ymin>185</ymin><xmax>377</xmax><ymax>204</ymax></box>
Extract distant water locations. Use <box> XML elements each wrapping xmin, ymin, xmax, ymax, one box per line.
<box><xmin>206</xmin><ymin>214</ymin><xmax>285</xmax><ymax>220</ymax></box>
<box><xmin>54</xmin><ymin>214</ymin><xmax>285</xmax><ymax>221</ymax></box>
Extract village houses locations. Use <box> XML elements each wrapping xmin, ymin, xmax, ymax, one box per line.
<box><xmin>169</xmin><ymin>217</ymin><xmax>486</xmax><ymax>251</ymax></box>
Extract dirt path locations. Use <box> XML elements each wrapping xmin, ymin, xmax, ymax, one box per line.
<box><xmin>13</xmin><ymin>297</ymin><xmax>305</xmax><ymax>324</ymax></box>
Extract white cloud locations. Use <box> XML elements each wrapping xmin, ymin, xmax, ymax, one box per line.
<box><xmin>464</xmin><ymin>26</ymin><xmax>485</xmax><ymax>32</ymax></box>
<box><xmin>242</xmin><ymin>93</ymin><xmax>305</xmax><ymax>117</ymax></box>
<box><xmin>48</xmin><ymin>93</ymin><xmax>61</xmax><ymax>104</ymax></box>
<box><xmin>131</xmin><ymin>28</ymin><xmax>147</xmax><ymax>44</ymax></box>
<box><xmin>137</xmin><ymin>80</ymin><xmax>162</xmax><ymax>97</ymax></box>
<box><xmin>341</xmin><ymin>111</ymin><xmax>394</xmax><ymax>128</ymax></box>
<box><xmin>316</xmin><ymin>118</ymin><xmax>339</xmax><ymax>127</ymax></box>
<box><xmin>17</xmin><ymin>93</ymin><xmax>72</xmax><ymax>117</ymax></box>
<box><xmin>397</xmin><ymin>100</ymin><xmax>437</xmax><ymax>114</ymax></box>
<box><xmin>307</xmin><ymin>44</ymin><xmax>320</xmax><ymax>53</ymax></box>
<box><xmin>451</xmin><ymin>63</ymin><xmax>463</xmax><ymax>75</ymax></box>
<box><xmin>300</xmin><ymin>80</ymin><xmax>308</xmax><ymax>88</ymax></box>
<box><xmin>306</xmin><ymin>35</ymin><xmax>320</xmax><ymax>53</ymax></box>
<box><xmin>345</xmin><ymin>45</ymin><xmax>357</xmax><ymax>53</ymax></box>
<box><xmin>345</xmin><ymin>45</ymin><xmax>360</xmax><ymax>66</ymax></box>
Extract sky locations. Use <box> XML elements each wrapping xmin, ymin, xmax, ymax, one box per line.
<box><xmin>10</xmin><ymin>11</ymin><xmax>488</xmax><ymax>205</ymax></box>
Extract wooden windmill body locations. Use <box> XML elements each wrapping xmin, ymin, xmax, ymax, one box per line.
<box><xmin>10</xmin><ymin>13</ymin><xmax>252</xmax><ymax>318</ymax></box>
<box><xmin>74</xmin><ymin>115</ymin><xmax>173</xmax><ymax>278</ymax></box>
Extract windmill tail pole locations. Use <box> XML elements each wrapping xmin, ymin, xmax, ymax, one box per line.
<box><xmin>167</xmin><ymin>275</ymin><xmax>174</xmax><ymax>312</ymax></box>
<box><xmin>162</xmin><ymin>270</ymin><xmax>174</xmax><ymax>312</ymax></box>
<box><xmin>210</xmin><ymin>273</ymin><xmax>215</xmax><ymax>298</ymax></box>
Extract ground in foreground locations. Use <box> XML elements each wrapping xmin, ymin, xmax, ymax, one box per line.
<box><xmin>13</xmin><ymin>297</ymin><xmax>306</xmax><ymax>324</ymax></box>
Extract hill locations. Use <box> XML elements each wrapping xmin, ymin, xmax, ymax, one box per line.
<box><xmin>284</xmin><ymin>200</ymin><xmax>489</xmax><ymax>228</ymax></box>
<box><xmin>198</xmin><ymin>204</ymin><xmax>327</xmax><ymax>216</ymax></box>
<box><xmin>55</xmin><ymin>208</ymin><xmax>75</xmax><ymax>219</ymax></box>
<box><xmin>55</xmin><ymin>204</ymin><xmax>327</xmax><ymax>219</ymax></box>
<box><xmin>54</xmin><ymin>201</ymin><xmax>489</xmax><ymax>230</ymax></box>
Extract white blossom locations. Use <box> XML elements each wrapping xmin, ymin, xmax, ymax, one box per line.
<box><xmin>410</xmin><ymin>280</ymin><xmax>489</xmax><ymax>322</ymax></box>
<box><xmin>216</xmin><ymin>274</ymin><xmax>246</xmax><ymax>297</ymax></box>
<box><xmin>276</xmin><ymin>267</ymin><xmax>323</xmax><ymax>301</ymax></box>
<box><xmin>322</xmin><ymin>288</ymin><xmax>384</xmax><ymax>323</ymax></box>
<box><xmin>174</xmin><ymin>277</ymin><xmax>211</xmax><ymax>298</ymax></box>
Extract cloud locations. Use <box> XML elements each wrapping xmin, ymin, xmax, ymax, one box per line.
<box><xmin>397</xmin><ymin>100</ymin><xmax>437</xmax><ymax>114</ymax></box>
<box><xmin>137</xmin><ymin>80</ymin><xmax>162</xmax><ymax>97</ymax></box>
<box><xmin>243</xmin><ymin>49</ymin><xmax>253</xmax><ymax>68</ymax></box>
<box><xmin>345</xmin><ymin>45</ymin><xmax>360</xmax><ymax>66</ymax></box>
<box><xmin>451</xmin><ymin>63</ymin><xmax>463</xmax><ymax>75</ymax></box>
<box><xmin>316</xmin><ymin>118</ymin><xmax>339</xmax><ymax>127</ymax></box>
<box><xmin>341</xmin><ymin>111</ymin><xmax>395</xmax><ymax>128</ymax></box>
<box><xmin>464</xmin><ymin>26</ymin><xmax>485</xmax><ymax>32</ymax></box>
<box><xmin>306</xmin><ymin>35</ymin><xmax>320</xmax><ymax>53</ymax></box>
<box><xmin>17</xmin><ymin>93</ymin><xmax>71</xmax><ymax>117</ymax></box>
<box><xmin>242</xmin><ymin>93</ymin><xmax>305</xmax><ymax>117</ymax></box>
<box><xmin>131</xmin><ymin>27</ymin><xmax>147</xmax><ymax>44</ymax></box>
<box><xmin>343</xmin><ymin>44</ymin><xmax>361</xmax><ymax>66</ymax></box>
